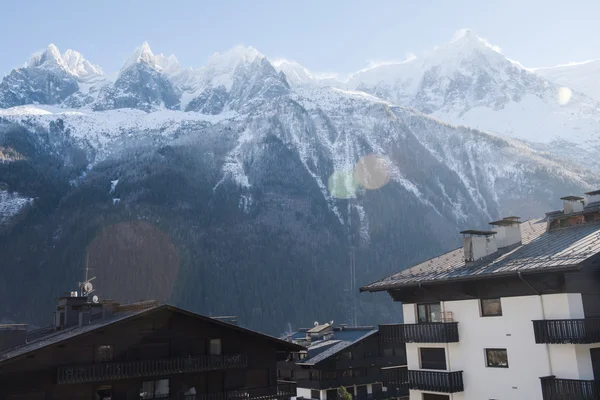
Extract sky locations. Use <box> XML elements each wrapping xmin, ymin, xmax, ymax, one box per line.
<box><xmin>2</xmin><ymin>0</ymin><xmax>600</xmax><ymax>77</ymax></box>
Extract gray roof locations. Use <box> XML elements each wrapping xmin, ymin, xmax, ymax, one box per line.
<box><xmin>361</xmin><ymin>218</ymin><xmax>600</xmax><ymax>291</ymax></box>
<box><xmin>0</xmin><ymin>304</ymin><xmax>302</xmax><ymax>364</ymax></box>
<box><xmin>284</xmin><ymin>328</ymin><xmax>377</xmax><ymax>366</ymax></box>
<box><xmin>0</xmin><ymin>307</ymin><xmax>152</xmax><ymax>363</ymax></box>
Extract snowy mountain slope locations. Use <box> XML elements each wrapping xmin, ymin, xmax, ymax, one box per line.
<box><xmin>1</xmin><ymin>68</ymin><xmax>598</xmax><ymax>332</ymax></box>
<box><xmin>0</xmin><ymin>44</ymin><xmax>108</xmax><ymax>109</ymax></box>
<box><xmin>0</xmin><ymin>105</ymin><xmax>237</xmax><ymax>160</ymax></box>
<box><xmin>534</xmin><ymin>60</ymin><xmax>600</xmax><ymax>103</ymax></box>
<box><xmin>341</xmin><ymin>31</ymin><xmax>600</xmax><ymax>149</ymax></box>
<box><xmin>93</xmin><ymin>42</ymin><xmax>181</xmax><ymax>112</ymax></box>
<box><xmin>272</xmin><ymin>31</ymin><xmax>600</xmax><ymax>168</ymax></box>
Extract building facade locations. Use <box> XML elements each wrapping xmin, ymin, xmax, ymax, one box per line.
<box><xmin>0</xmin><ymin>296</ymin><xmax>302</xmax><ymax>400</ymax></box>
<box><xmin>279</xmin><ymin>322</ymin><xmax>408</xmax><ymax>400</ymax></box>
<box><xmin>361</xmin><ymin>192</ymin><xmax>600</xmax><ymax>400</ymax></box>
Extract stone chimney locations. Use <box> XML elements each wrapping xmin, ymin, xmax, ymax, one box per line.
<box><xmin>460</xmin><ymin>230</ymin><xmax>498</xmax><ymax>263</ymax></box>
<box><xmin>561</xmin><ymin>196</ymin><xmax>585</xmax><ymax>214</ymax></box>
<box><xmin>0</xmin><ymin>324</ymin><xmax>28</xmax><ymax>352</ymax></box>
<box><xmin>489</xmin><ymin>217</ymin><xmax>522</xmax><ymax>248</ymax></box>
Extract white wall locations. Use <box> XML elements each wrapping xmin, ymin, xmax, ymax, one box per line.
<box><xmin>404</xmin><ymin>293</ymin><xmax>596</xmax><ymax>400</ymax></box>
<box><xmin>296</xmin><ymin>387</ymin><xmax>312</xmax><ymax>399</ymax></box>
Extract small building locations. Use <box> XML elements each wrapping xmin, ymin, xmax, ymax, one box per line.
<box><xmin>278</xmin><ymin>322</ymin><xmax>408</xmax><ymax>400</ymax></box>
<box><xmin>361</xmin><ymin>192</ymin><xmax>600</xmax><ymax>400</ymax></box>
<box><xmin>0</xmin><ymin>293</ymin><xmax>302</xmax><ymax>400</ymax></box>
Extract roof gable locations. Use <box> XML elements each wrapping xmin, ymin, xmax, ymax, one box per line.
<box><xmin>0</xmin><ymin>304</ymin><xmax>302</xmax><ymax>365</ymax></box>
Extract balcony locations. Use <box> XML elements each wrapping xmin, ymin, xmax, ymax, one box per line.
<box><xmin>57</xmin><ymin>354</ymin><xmax>247</xmax><ymax>384</ymax></box>
<box><xmin>336</xmin><ymin>355</ymin><xmax>407</xmax><ymax>370</ymax></box>
<box><xmin>173</xmin><ymin>384</ymin><xmax>297</xmax><ymax>400</ymax></box>
<box><xmin>379</xmin><ymin>323</ymin><xmax>459</xmax><ymax>344</ymax></box>
<box><xmin>296</xmin><ymin>374</ymin><xmax>382</xmax><ymax>390</ymax></box>
<box><xmin>540</xmin><ymin>376</ymin><xmax>600</xmax><ymax>400</ymax></box>
<box><xmin>407</xmin><ymin>370</ymin><xmax>464</xmax><ymax>393</ymax></box>
<box><xmin>533</xmin><ymin>319</ymin><xmax>600</xmax><ymax>344</ymax></box>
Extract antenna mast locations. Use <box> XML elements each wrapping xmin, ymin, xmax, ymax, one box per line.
<box><xmin>79</xmin><ymin>251</ymin><xmax>96</xmax><ymax>299</ymax></box>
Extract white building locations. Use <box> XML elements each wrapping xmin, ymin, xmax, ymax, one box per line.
<box><xmin>361</xmin><ymin>193</ymin><xmax>600</xmax><ymax>400</ymax></box>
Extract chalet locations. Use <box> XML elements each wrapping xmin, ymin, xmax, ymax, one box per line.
<box><xmin>360</xmin><ymin>191</ymin><xmax>600</xmax><ymax>400</ymax></box>
<box><xmin>0</xmin><ymin>293</ymin><xmax>302</xmax><ymax>400</ymax></box>
<box><xmin>278</xmin><ymin>322</ymin><xmax>408</xmax><ymax>400</ymax></box>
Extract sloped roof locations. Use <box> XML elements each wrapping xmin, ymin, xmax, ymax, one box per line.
<box><xmin>0</xmin><ymin>304</ymin><xmax>302</xmax><ymax>365</ymax></box>
<box><xmin>361</xmin><ymin>218</ymin><xmax>600</xmax><ymax>292</ymax></box>
<box><xmin>284</xmin><ymin>328</ymin><xmax>377</xmax><ymax>366</ymax></box>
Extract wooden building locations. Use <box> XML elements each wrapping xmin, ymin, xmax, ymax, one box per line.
<box><xmin>0</xmin><ymin>296</ymin><xmax>302</xmax><ymax>400</ymax></box>
<box><xmin>278</xmin><ymin>322</ymin><xmax>408</xmax><ymax>400</ymax></box>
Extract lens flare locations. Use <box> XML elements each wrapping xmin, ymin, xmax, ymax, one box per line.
<box><xmin>328</xmin><ymin>170</ymin><xmax>359</xmax><ymax>199</ymax></box>
<box><xmin>556</xmin><ymin>87</ymin><xmax>572</xmax><ymax>106</ymax></box>
<box><xmin>354</xmin><ymin>154</ymin><xmax>391</xmax><ymax>190</ymax></box>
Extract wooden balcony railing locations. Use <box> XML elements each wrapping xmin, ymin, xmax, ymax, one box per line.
<box><xmin>407</xmin><ymin>370</ymin><xmax>464</xmax><ymax>393</ymax></box>
<box><xmin>533</xmin><ymin>319</ymin><xmax>600</xmax><ymax>344</ymax></box>
<box><xmin>379</xmin><ymin>323</ymin><xmax>459</xmax><ymax>344</ymax></box>
<box><xmin>173</xmin><ymin>384</ymin><xmax>296</xmax><ymax>400</ymax></box>
<box><xmin>57</xmin><ymin>354</ymin><xmax>246</xmax><ymax>384</ymax></box>
<box><xmin>540</xmin><ymin>376</ymin><xmax>600</xmax><ymax>400</ymax></box>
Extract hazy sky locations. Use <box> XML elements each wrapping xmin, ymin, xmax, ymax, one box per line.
<box><xmin>2</xmin><ymin>0</ymin><xmax>599</xmax><ymax>76</ymax></box>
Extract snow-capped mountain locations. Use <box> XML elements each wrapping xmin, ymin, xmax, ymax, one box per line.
<box><xmin>93</xmin><ymin>42</ymin><xmax>181</xmax><ymax>112</ymax></box>
<box><xmin>273</xmin><ymin>30</ymin><xmax>600</xmax><ymax>167</ymax></box>
<box><xmin>534</xmin><ymin>60</ymin><xmax>600</xmax><ymax>103</ymax></box>
<box><xmin>1</xmin><ymin>36</ymin><xmax>600</xmax><ymax>331</ymax></box>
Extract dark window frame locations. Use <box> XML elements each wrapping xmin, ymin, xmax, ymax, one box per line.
<box><xmin>485</xmin><ymin>348</ymin><xmax>509</xmax><ymax>368</ymax></box>
<box><xmin>417</xmin><ymin>303</ymin><xmax>442</xmax><ymax>323</ymax></box>
<box><xmin>140</xmin><ymin>378</ymin><xmax>170</xmax><ymax>399</ymax></box>
<box><xmin>480</xmin><ymin>298</ymin><xmax>503</xmax><ymax>317</ymax></box>
<box><xmin>419</xmin><ymin>347</ymin><xmax>447</xmax><ymax>370</ymax></box>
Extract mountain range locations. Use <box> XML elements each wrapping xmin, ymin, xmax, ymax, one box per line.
<box><xmin>0</xmin><ymin>31</ymin><xmax>599</xmax><ymax>333</ymax></box>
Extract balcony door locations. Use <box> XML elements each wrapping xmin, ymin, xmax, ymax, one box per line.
<box><xmin>591</xmin><ymin>348</ymin><xmax>600</xmax><ymax>380</ymax></box>
<box><xmin>417</xmin><ymin>303</ymin><xmax>442</xmax><ymax>323</ymax></box>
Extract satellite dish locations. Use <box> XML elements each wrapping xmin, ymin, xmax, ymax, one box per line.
<box><xmin>92</xmin><ymin>295</ymin><xmax>99</xmax><ymax>304</ymax></box>
<box><xmin>330</xmin><ymin>320</ymin><xmax>334</xmax><ymax>325</ymax></box>
<box><xmin>314</xmin><ymin>321</ymin><xmax>319</xmax><ymax>327</ymax></box>
<box><xmin>83</xmin><ymin>281</ymin><xmax>94</xmax><ymax>293</ymax></box>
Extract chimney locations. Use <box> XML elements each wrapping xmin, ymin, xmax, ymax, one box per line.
<box><xmin>0</xmin><ymin>324</ymin><xmax>28</xmax><ymax>352</ymax></box>
<box><xmin>460</xmin><ymin>230</ymin><xmax>498</xmax><ymax>263</ymax></box>
<box><xmin>78</xmin><ymin>312</ymin><xmax>90</xmax><ymax>327</ymax></box>
<box><xmin>489</xmin><ymin>217</ymin><xmax>522</xmax><ymax>248</ymax></box>
<box><xmin>561</xmin><ymin>196</ymin><xmax>585</xmax><ymax>214</ymax></box>
<box><xmin>54</xmin><ymin>293</ymin><xmax>90</xmax><ymax>330</ymax></box>
<box><xmin>585</xmin><ymin>189</ymin><xmax>600</xmax><ymax>206</ymax></box>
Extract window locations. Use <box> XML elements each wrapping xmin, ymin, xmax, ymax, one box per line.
<box><xmin>209</xmin><ymin>339</ymin><xmax>221</xmax><ymax>355</ymax></box>
<box><xmin>420</xmin><ymin>348</ymin><xmax>446</xmax><ymax>370</ymax></box>
<box><xmin>417</xmin><ymin>303</ymin><xmax>442</xmax><ymax>323</ymax></box>
<box><xmin>383</xmin><ymin>348</ymin><xmax>394</xmax><ymax>357</ymax></box>
<box><xmin>311</xmin><ymin>390</ymin><xmax>320</xmax><ymax>400</ymax></box>
<box><xmin>342</xmin><ymin>369</ymin><xmax>352</xmax><ymax>378</ymax></box>
<box><xmin>94</xmin><ymin>345</ymin><xmax>114</xmax><ymax>363</ymax></box>
<box><xmin>338</xmin><ymin>351</ymin><xmax>352</xmax><ymax>360</ymax></box>
<box><xmin>481</xmin><ymin>298</ymin><xmax>503</xmax><ymax>317</ymax></box>
<box><xmin>140</xmin><ymin>379</ymin><xmax>169</xmax><ymax>399</ymax></box>
<box><xmin>485</xmin><ymin>349</ymin><xmax>509</xmax><ymax>368</ymax></box>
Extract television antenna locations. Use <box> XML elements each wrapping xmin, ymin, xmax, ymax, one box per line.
<box><xmin>79</xmin><ymin>253</ymin><xmax>97</xmax><ymax>298</ymax></box>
